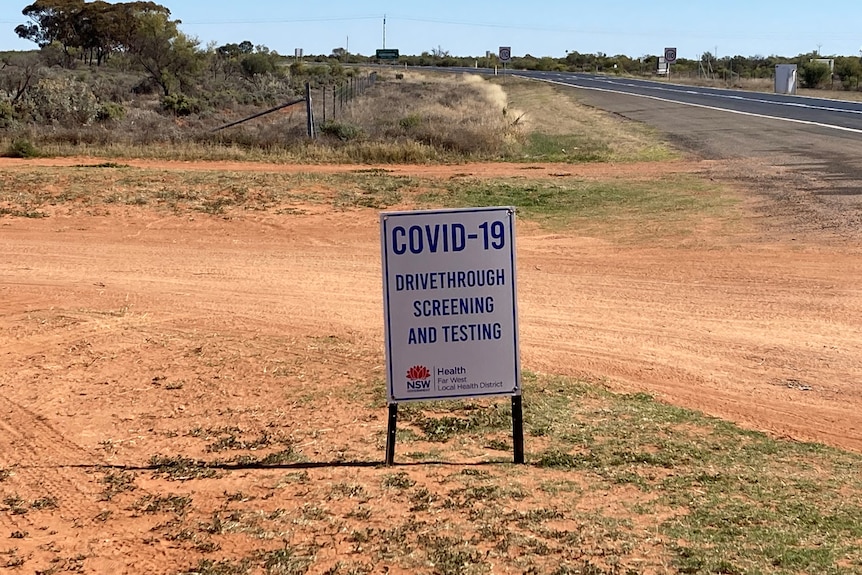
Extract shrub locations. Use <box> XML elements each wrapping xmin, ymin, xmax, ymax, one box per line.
<box><xmin>3</xmin><ymin>139</ymin><xmax>40</xmax><ymax>158</ymax></box>
<box><xmin>97</xmin><ymin>102</ymin><xmax>126</xmax><ymax>122</ymax></box>
<box><xmin>25</xmin><ymin>77</ymin><xmax>98</xmax><ymax>125</ymax></box>
<box><xmin>398</xmin><ymin>114</ymin><xmax>422</xmax><ymax>130</ymax></box>
<box><xmin>0</xmin><ymin>99</ymin><xmax>16</xmax><ymax>128</ymax></box>
<box><xmin>800</xmin><ymin>61</ymin><xmax>831</xmax><ymax>89</ymax></box>
<box><xmin>319</xmin><ymin>120</ymin><xmax>363</xmax><ymax>141</ymax></box>
<box><xmin>162</xmin><ymin>93</ymin><xmax>203</xmax><ymax>116</ymax></box>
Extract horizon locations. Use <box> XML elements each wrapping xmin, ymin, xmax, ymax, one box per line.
<box><xmin>2</xmin><ymin>0</ymin><xmax>862</xmax><ymax>61</ymax></box>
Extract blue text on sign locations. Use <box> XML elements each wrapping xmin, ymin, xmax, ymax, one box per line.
<box><xmin>391</xmin><ymin>221</ymin><xmax>507</xmax><ymax>255</ymax></box>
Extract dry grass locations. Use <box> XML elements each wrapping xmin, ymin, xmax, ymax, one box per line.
<box><xmin>492</xmin><ymin>76</ymin><xmax>675</xmax><ymax>163</ymax></box>
<box><xmin>2</xmin><ymin>70</ymin><xmax>677</xmax><ymax>164</ymax></box>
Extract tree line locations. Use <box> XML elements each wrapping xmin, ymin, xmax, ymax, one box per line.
<box><xmin>12</xmin><ymin>0</ymin><xmax>862</xmax><ymax>92</ymax></box>
<box><xmin>6</xmin><ymin>0</ymin><xmax>862</xmax><ymax>132</ymax></box>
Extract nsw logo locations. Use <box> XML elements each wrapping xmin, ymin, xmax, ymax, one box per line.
<box><xmin>406</xmin><ymin>365</ymin><xmax>431</xmax><ymax>392</ymax></box>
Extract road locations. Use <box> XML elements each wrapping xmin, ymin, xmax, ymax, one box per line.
<box><xmin>507</xmin><ymin>71</ymin><xmax>862</xmax><ymax>134</ymax></box>
<box><xmin>449</xmin><ymin>67</ymin><xmax>862</xmax><ymax>237</ymax></box>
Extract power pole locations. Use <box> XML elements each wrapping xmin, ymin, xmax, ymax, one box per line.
<box><xmin>383</xmin><ymin>14</ymin><xmax>386</xmax><ymax>49</ymax></box>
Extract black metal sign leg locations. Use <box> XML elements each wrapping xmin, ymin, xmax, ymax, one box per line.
<box><xmin>385</xmin><ymin>403</ymin><xmax>399</xmax><ymax>466</ymax></box>
<box><xmin>512</xmin><ymin>395</ymin><xmax>525</xmax><ymax>464</ymax></box>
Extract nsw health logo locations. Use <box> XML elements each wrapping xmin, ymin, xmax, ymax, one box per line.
<box><xmin>406</xmin><ymin>365</ymin><xmax>431</xmax><ymax>392</ymax></box>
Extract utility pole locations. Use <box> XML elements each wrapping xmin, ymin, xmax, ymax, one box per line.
<box><xmin>383</xmin><ymin>14</ymin><xmax>386</xmax><ymax>49</ymax></box>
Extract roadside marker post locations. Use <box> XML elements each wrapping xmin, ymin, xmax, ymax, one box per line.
<box><xmin>380</xmin><ymin>207</ymin><xmax>523</xmax><ymax>465</ymax></box>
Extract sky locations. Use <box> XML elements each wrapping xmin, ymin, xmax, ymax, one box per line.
<box><xmin>2</xmin><ymin>0</ymin><xmax>862</xmax><ymax>60</ymax></box>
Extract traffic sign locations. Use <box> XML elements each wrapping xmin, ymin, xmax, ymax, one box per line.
<box><xmin>664</xmin><ymin>47</ymin><xmax>678</xmax><ymax>64</ymax></box>
<box><xmin>498</xmin><ymin>46</ymin><xmax>512</xmax><ymax>62</ymax></box>
<box><xmin>380</xmin><ymin>206</ymin><xmax>521</xmax><ymax>403</ymax></box>
<box><xmin>376</xmin><ymin>48</ymin><xmax>400</xmax><ymax>60</ymax></box>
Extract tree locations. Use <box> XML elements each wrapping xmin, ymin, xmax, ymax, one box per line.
<box><xmin>800</xmin><ymin>60</ymin><xmax>831</xmax><ymax>88</ymax></box>
<box><xmin>16</xmin><ymin>0</ymin><xmax>84</xmax><ymax>61</ymax></box>
<box><xmin>15</xmin><ymin>0</ymin><xmax>172</xmax><ymax>66</ymax></box>
<box><xmin>0</xmin><ymin>52</ymin><xmax>42</xmax><ymax>103</ymax></box>
<box><xmin>125</xmin><ymin>10</ymin><xmax>203</xmax><ymax>96</ymax></box>
<box><xmin>834</xmin><ymin>56</ymin><xmax>862</xmax><ymax>90</ymax></box>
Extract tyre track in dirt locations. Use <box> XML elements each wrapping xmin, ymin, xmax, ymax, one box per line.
<box><xmin>516</xmin><ymin>240</ymin><xmax>862</xmax><ymax>451</ymax></box>
<box><xmin>0</xmin><ymin>393</ymin><xmax>103</xmax><ymax>524</ymax></box>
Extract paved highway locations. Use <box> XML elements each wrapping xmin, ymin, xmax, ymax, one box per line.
<box><xmin>437</xmin><ymin>65</ymin><xmax>862</xmax><ymax>234</ymax></box>
<box><xmin>451</xmin><ymin>67</ymin><xmax>862</xmax><ymax>134</ymax></box>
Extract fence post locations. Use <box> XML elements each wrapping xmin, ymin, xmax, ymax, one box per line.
<box><xmin>305</xmin><ymin>82</ymin><xmax>315</xmax><ymax>139</ymax></box>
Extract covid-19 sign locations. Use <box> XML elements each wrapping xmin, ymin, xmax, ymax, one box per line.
<box><xmin>380</xmin><ymin>207</ymin><xmax>521</xmax><ymax>403</ymax></box>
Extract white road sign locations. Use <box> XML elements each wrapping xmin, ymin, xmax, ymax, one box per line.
<box><xmin>498</xmin><ymin>46</ymin><xmax>512</xmax><ymax>62</ymax></box>
<box><xmin>380</xmin><ymin>207</ymin><xmax>521</xmax><ymax>403</ymax></box>
<box><xmin>664</xmin><ymin>47</ymin><xmax>677</xmax><ymax>63</ymax></box>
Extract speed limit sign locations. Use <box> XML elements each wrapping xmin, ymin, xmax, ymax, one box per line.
<box><xmin>499</xmin><ymin>46</ymin><xmax>512</xmax><ymax>62</ymax></box>
<box><xmin>664</xmin><ymin>47</ymin><xmax>677</xmax><ymax>63</ymax></box>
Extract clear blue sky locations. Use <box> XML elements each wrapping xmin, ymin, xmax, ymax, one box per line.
<box><xmin>2</xmin><ymin>0</ymin><xmax>861</xmax><ymax>60</ymax></box>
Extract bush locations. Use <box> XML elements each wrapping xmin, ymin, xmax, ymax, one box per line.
<box><xmin>0</xmin><ymin>99</ymin><xmax>16</xmax><ymax>128</ymax></box>
<box><xmin>3</xmin><ymin>139</ymin><xmax>40</xmax><ymax>158</ymax></box>
<box><xmin>398</xmin><ymin>114</ymin><xmax>422</xmax><ymax>130</ymax></box>
<box><xmin>97</xmin><ymin>102</ymin><xmax>126</xmax><ymax>122</ymax></box>
<box><xmin>800</xmin><ymin>61</ymin><xmax>831</xmax><ymax>89</ymax></box>
<box><xmin>25</xmin><ymin>77</ymin><xmax>98</xmax><ymax>125</ymax></box>
<box><xmin>319</xmin><ymin>120</ymin><xmax>363</xmax><ymax>141</ymax></box>
<box><xmin>162</xmin><ymin>93</ymin><xmax>203</xmax><ymax>116</ymax></box>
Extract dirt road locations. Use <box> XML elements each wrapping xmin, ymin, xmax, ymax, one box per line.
<box><xmin>1</xmin><ymin>155</ymin><xmax>862</xmax><ymax>572</ymax></box>
<box><xmin>2</xmin><ymin>157</ymin><xmax>860</xmax><ymax>453</ymax></box>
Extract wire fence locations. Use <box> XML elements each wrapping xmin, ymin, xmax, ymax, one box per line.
<box><xmin>210</xmin><ymin>72</ymin><xmax>377</xmax><ymax>138</ymax></box>
<box><xmin>313</xmin><ymin>72</ymin><xmax>377</xmax><ymax>128</ymax></box>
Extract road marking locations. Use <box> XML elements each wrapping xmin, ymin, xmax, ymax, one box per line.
<box><xmin>529</xmin><ymin>77</ymin><xmax>862</xmax><ymax>134</ymax></box>
<box><xmin>584</xmin><ymin>77</ymin><xmax>862</xmax><ymax>116</ymax></box>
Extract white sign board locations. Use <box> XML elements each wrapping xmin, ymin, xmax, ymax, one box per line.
<box><xmin>380</xmin><ymin>207</ymin><xmax>520</xmax><ymax>403</ymax></box>
<box><xmin>498</xmin><ymin>46</ymin><xmax>512</xmax><ymax>62</ymax></box>
<box><xmin>664</xmin><ymin>47</ymin><xmax>677</xmax><ymax>63</ymax></box>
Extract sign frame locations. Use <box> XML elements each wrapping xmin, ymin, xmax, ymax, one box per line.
<box><xmin>380</xmin><ymin>206</ymin><xmax>521</xmax><ymax>404</ymax></box>
<box><xmin>376</xmin><ymin>48</ymin><xmax>400</xmax><ymax>60</ymax></box>
<box><xmin>380</xmin><ymin>206</ymin><xmax>524</xmax><ymax>466</ymax></box>
<box><xmin>498</xmin><ymin>46</ymin><xmax>512</xmax><ymax>63</ymax></box>
<box><xmin>664</xmin><ymin>47</ymin><xmax>678</xmax><ymax>64</ymax></box>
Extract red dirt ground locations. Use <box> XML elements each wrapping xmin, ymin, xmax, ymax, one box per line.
<box><xmin>1</xmin><ymin>157</ymin><xmax>861</xmax><ymax>573</ymax></box>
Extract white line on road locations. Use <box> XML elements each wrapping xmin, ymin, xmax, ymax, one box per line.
<box><xmin>589</xmin><ymin>77</ymin><xmax>862</xmax><ymax>116</ymax></box>
<box><xmin>532</xmin><ymin>77</ymin><xmax>862</xmax><ymax>135</ymax></box>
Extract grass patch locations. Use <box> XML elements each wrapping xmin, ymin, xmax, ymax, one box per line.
<box><xmin>0</xmin><ymin>207</ymin><xmax>48</xmax><ymax>218</ymax></box>
<box><xmin>100</xmin><ymin>469</ymin><xmax>137</xmax><ymax>501</ymax></box>
<box><xmin>132</xmin><ymin>493</ymin><xmax>192</xmax><ymax>515</ymax></box>
<box><xmin>524</xmin><ymin>132</ymin><xmax>612</xmax><ymax>162</ymax></box>
<box><xmin>520</xmin><ymin>372</ymin><xmax>862</xmax><ymax>574</ymax></box>
<box><xmin>149</xmin><ymin>454</ymin><xmax>219</xmax><ymax>481</ymax></box>
<box><xmin>0</xmin><ymin>168</ymin><xmax>412</xmax><ymax>215</ymax></box>
<box><xmin>0</xmin><ymin>165</ymin><xmax>736</xmax><ymax>241</ymax></box>
<box><xmin>74</xmin><ymin>162</ymin><xmax>131</xmax><ymax>168</ymax></box>
<box><xmin>493</xmin><ymin>75</ymin><xmax>676</xmax><ymax>163</ymax></box>
<box><xmin>336</xmin><ymin>369</ymin><xmax>862</xmax><ymax>572</ymax></box>
<box><xmin>420</xmin><ymin>175</ymin><xmax>729</xmax><ymax>227</ymax></box>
